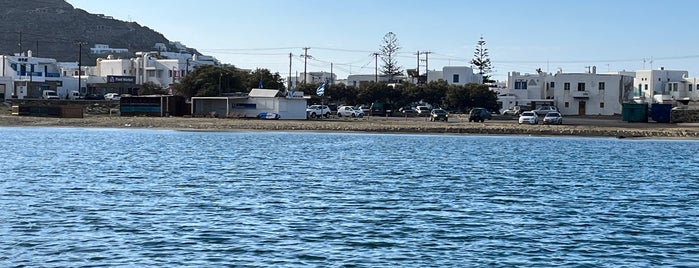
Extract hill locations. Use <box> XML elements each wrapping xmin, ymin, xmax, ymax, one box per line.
<box><xmin>0</xmin><ymin>0</ymin><xmax>194</xmax><ymax>65</ymax></box>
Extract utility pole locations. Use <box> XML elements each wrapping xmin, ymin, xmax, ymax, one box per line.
<box><xmin>415</xmin><ymin>50</ymin><xmax>420</xmax><ymax>83</ymax></box>
<box><xmin>303</xmin><ymin>47</ymin><xmax>310</xmax><ymax>86</ymax></box>
<box><xmin>330</xmin><ymin>62</ymin><xmax>333</xmax><ymax>85</ymax></box>
<box><xmin>423</xmin><ymin>51</ymin><xmax>431</xmax><ymax>81</ymax></box>
<box><xmin>77</xmin><ymin>41</ymin><xmax>87</xmax><ymax>94</ymax></box>
<box><xmin>288</xmin><ymin>52</ymin><xmax>292</xmax><ymax>91</ymax></box>
<box><xmin>373</xmin><ymin>52</ymin><xmax>380</xmax><ymax>82</ymax></box>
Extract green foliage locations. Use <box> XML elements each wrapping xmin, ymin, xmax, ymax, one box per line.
<box><xmin>444</xmin><ymin>83</ymin><xmax>498</xmax><ymax>113</ymax></box>
<box><xmin>139</xmin><ymin>81</ymin><xmax>168</xmax><ymax>95</ymax></box>
<box><xmin>379</xmin><ymin>32</ymin><xmax>403</xmax><ymax>80</ymax></box>
<box><xmin>470</xmin><ymin>36</ymin><xmax>493</xmax><ymax>84</ymax></box>
<box><xmin>173</xmin><ymin>65</ymin><xmax>285</xmax><ymax>98</ymax></box>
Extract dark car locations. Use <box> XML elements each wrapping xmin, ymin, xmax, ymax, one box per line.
<box><xmin>84</xmin><ymin>93</ymin><xmax>105</xmax><ymax>100</ymax></box>
<box><xmin>429</xmin><ymin>108</ymin><xmax>448</xmax><ymax>122</ymax></box>
<box><xmin>468</xmin><ymin>108</ymin><xmax>492</xmax><ymax>122</ymax></box>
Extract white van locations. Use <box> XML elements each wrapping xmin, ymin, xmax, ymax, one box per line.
<box><xmin>42</xmin><ymin>90</ymin><xmax>59</xmax><ymax>100</ymax></box>
<box><xmin>68</xmin><ymin>91</ymin><xmax>83</xmax><ymax>100</ymax></box>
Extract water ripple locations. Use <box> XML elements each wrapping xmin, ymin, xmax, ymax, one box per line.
<box><xmin>0</xmin><ymin>128</ymin><xmax>698</xmax><ymax>267</ymax></box>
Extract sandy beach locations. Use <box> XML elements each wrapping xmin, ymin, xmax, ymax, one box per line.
<box><xmin>1</xmin><ymin>112</ymin><xmax>697</xmax><ymax>139</ymax></box>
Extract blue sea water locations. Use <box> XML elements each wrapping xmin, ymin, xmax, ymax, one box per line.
<box><xmin>1</xmin><ymin>127</ymin><xmax>698</xmax><ymax>267</ymax></box>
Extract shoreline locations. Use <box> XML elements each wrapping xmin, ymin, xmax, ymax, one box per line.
<box><xmin>1</xmin><ymin>114</ymin><xmax>697</xmax><ymax>139</ymax></box>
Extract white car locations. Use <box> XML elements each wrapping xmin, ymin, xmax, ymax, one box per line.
<box><xmin>518</xmin><ymin>111</ymin><xmax>539</xmax><ymax>124</ymax></box>
<box><xmin>337</xmin><ymin>106</ymin><xmax>364</xmax><ymax>118</ymax></box>
<box><xmin>104</xmin><ymin>93</ymin><xmax>121</xmax><ymax>101</ymax></box>
<box><xmin>415</xmin><ymin>106</ymin><xmax>431</xmax><ymax>116</ymax></box>
<box><xmin>306</xmin><ymin>105</ymin><xmax>331</xmax><ymax>118</ymax></box>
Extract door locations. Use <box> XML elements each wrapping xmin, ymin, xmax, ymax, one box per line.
<box><xmin>578</xmin><ymin>101</ymin><xmax>586</xmax><ymax>115</ymax></box>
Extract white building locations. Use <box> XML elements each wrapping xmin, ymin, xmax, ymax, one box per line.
<box><xmin>288</xmin><ymin>71</ymin><xmax>337</xmax><ymax>89</ymax></box>
<box><xmin>0</xmin><ymin>51</ymin><xmax>76</xmax><ymax>99</ymax></box>
<box><xmin>632</xmin><ymin>68</ymin><xmax>699</xmax><ymax>104</ymax></box>
<box><xmin>426</xmin><ymin>66</ymin><xmax>482</xmax><ymax>85</ymax></box>
<box><xmin>90</xmin><ymin>44</ymin><xmax>128</xmax><ymax>54</ymax></box>
<box><xmin>552</xmin><ymin>69</ymin><xmax>634</xmax><ymax>116</ymax></box>
<box><xmin>191</xmin><ymin>88</ymin><xmax>308</xmax><ymax>119</ymax></box>
<box><xmin>501</xmin><ymin>67</ymin><xmax>635</xmax><ymax>116</ymax></box>
<box><xmin>95</xmin><ymin>52</ymin><xmax>216</xmax><ymax>89</ymax></box>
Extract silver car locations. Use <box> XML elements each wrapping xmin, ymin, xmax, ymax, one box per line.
<box><xmin>543</xmin><ymin>112</ymin><xmax>563</xmax><ymax>125</ymax></box>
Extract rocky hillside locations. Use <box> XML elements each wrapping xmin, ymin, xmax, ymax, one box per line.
<box><xmin>0</xmin><ymin>0</ymin><xmax>193</xmax><ymax>65</ymax></box>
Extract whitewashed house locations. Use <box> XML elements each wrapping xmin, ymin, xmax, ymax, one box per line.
<box><xmin>426</xmin><ymin>66</ymin><xmax>482</xmax><ymax>85</ymax></box>
<box><xmin>0</xmin><ymin>51</ymin><xmax>75</xmax><ymax>99</ymax></box>
<box><xmin>501</xmin><ymin>68</ymin><xmax>635</xmax><ymax>115</ymax></box>
<box><xmin>632</xmin><ymin>68</ymin><xmax>697</xmax><ymax>104</ymax></box>
<box><xmin>552</xmin><ymin>68</ymin><xmax>634</xmax><ymax>116</ymax></box>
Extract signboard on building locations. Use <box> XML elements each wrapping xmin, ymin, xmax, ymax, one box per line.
<box><xmin>107</xmin><ymin>75</ymin><xmax>136</xmax><ymax>84</ymax></box>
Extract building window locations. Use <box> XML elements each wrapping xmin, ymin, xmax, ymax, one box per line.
<box><xmin>600</xmin><ymin>102</ymin><xmax>605</xmax><ymax>108</ymax></box>
<box><xmin>564</xmin><ymin>82</ymin><xmax>570</xmax><ymax>90</ymax></box>
<box><xmin>644</xmin><ymin>84</ymin><xmax>648</xmax><ymax>90</ymax></box>
<box><xmin>453</xmin><ymin>74</ymin><xmax>459</xmax><ymax>83</ymax></box>
<box><xmin>577</xmin><ymin>82</ymin><xmax>586</xmax><ymax>91</ymax></box>
<box><xmin>550</xmin><ymin>82</ymin><xmax>555</xmax><ymax>88</ymax></box>
<box><xmin>599</xmin><ymin>82</ymin><xmax>605</xmax><ymax>90</ymax></box>
<box><xmin>564</xmin><ymin>102</ymin><xmax>569</xmax><ymax>108</ymax></box>
<box><xmin>515</xmin><ymin>79</ymin><xmax>528</xmax><ymax>89</ymax></box>
<box><xmin>673</xmin><ymin>83</ymin><xmax>678</xmax><ymax>92</ymax></box>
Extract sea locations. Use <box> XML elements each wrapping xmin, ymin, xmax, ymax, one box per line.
<box><xmin>1</xmin><ymin>127</ymin><xmax>698</xmax><ymax>267</ymax></box>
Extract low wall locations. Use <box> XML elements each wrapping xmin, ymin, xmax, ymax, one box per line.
<box><xmin>671</xmin><ymin>109</ymin><xmax>699</xmax><ymax>123</ymax></box>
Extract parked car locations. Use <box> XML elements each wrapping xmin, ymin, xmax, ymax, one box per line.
<box><xmin>518</xmin><ymin>111</ymin><xmax>539</xmax><ymax>124</ymax></box>
<box><xmin>257</xmin><ymin>112</ymin><xmax>280</xmax><ymax>120</ymax></box>
<box><xmin>84</xmin><ymin>93</ymin><xmax>104</xmax><ymax>100</ymax></box>
<box><xmin>502</xmin><ymin>106</ymin><xmax>522</xmax><ymax>116</ymax></box>
<box><xmin>533</xmin><ymin>106</ymin><xmax>559</xmax><ymax>116</ymax></box>
<box><xmin>104</xmin><ymin>93</ymin><xmax>121</xmax><ymax>101</ymax></box>
<box><xmin>337</xmin><ymin>106</ymin><xmax>364</xmax><ymax>118</ymax></box>
<box><xmin>306</xmin><ymin>105</ymin><xmax>331</xmax><ymax>118</ymax></box>
<box><xmin>398</xmin><ymin>107</ymin><xmax>417</xmax><ymax>117</ymax></box>
<box><xmin>42</xmin><ymin>90</ymin><xmax>60</xmax><ymax>100</ymax></box>
<box><xmin>416</xmin><ymin>106</ymin><xmax>431</xmax><ymax>116</ymax></box>
<box><xmin>543</xmin><ymin>112</ymin><xmax>563</xmax><ymax>125</ymax></box>
<box><xmin>354</xmin><ymin>105</ymin><xmax>371</xmax><ymax>114</ymax></box>
<box><xmin>468</xmin><ymin>107</ymin><xmax>492</xmax><ymax>122</ymax></box>
<box><xmin>429</xmin><ymin>108</ymin><xmax>448</xmax><ymax>122</ymax></box>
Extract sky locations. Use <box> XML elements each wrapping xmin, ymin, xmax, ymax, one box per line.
<box><xmin>65</xmin><ymin>0</ymin><xmax>699</xmax><ymax>82</ymax></box>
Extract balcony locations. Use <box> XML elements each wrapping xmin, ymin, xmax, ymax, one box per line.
<box><xmin>571</xmin><ymin>91</ymin><xmax>590</xmax><ymax>98</ymax></box>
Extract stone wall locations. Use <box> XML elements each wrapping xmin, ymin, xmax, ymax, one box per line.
<box><xmin>671</xmin><ymin>109</ymin><xmax>699</xmax><ymax>123</ymax></box>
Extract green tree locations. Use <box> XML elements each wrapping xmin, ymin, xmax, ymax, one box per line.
<box><xmin>379</xmin><ymin>32</ymin><xmax>403</xmax><ymax>81</ymax></box>
<box><xmin>471</xmin><ymin>36</ymin><xmax>494</xmax><ymax>84</ymax></box>
<box><xmin>174</xmin><ymin>65</ymin><xmax>274</xmax><ymax>98</ymax></box>
<box><xmin>443</xmin><ymin>83</ymin><xmax>498</xmax><ymax>112</ymax></box>
<box><xmin>246</xmin><ymin>68</ymin><xmax>285</xmax><ymax>90</ymax></box>
<box><xmin>139</xmin><ymin>81</ymin><xmax>168</xmax><ymax>95</ymax></box>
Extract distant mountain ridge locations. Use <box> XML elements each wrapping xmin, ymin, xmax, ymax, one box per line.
<box><xmin>0</xmin><ymin>0</ymin><xmax>195</xmax><ymax>65</ymax></box>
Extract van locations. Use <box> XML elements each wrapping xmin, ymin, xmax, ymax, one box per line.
<box><xmin>42</xmin><ymin>90</ymin><xmax>59</xmax><ymax>100</ymax></box>
<box><xmin>68</xmin><ymin>91</ymin><xmax>83</xmax><ymax>100</ymax></box>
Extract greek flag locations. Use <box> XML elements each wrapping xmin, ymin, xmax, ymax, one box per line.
<box><xmin>316</xmin><ymin>83</ymin><xmax>326</xmax><ymax>96</ymax></box>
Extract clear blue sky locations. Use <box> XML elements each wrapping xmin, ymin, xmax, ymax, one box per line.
<box><xmin>66</xmin><ymin>0</ymin><xmax>699</xmax><ymax>81</ymax></box>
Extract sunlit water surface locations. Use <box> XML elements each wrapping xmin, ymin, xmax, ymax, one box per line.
<box><xmin>1</xmin><ymin>127</ymin><xmax>698</xmax><ymax>267</ymax></box>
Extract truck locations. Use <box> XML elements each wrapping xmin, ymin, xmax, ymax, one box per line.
<box><xmin>42</xmin><ymin>90</ymin><xmax>60</xmax><ymax>100</ymax></box>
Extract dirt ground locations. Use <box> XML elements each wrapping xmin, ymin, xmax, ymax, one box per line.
<box><xmin>0</xmin><ymin>110</ymin><xmax>697</xmax><ymax>139</ymax></box>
